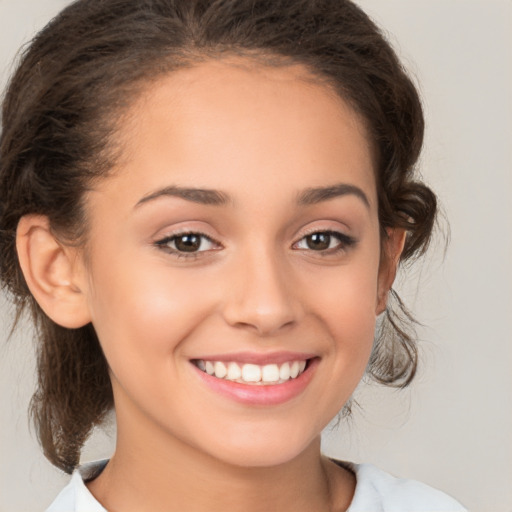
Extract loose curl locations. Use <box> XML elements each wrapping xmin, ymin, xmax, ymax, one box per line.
<box><xmin>0</xmin><ymin>0</ymin><xmax>436</xmax><ymax>473</ymax></box>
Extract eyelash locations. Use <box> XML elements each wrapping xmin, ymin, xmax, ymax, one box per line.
<box><xmin>154</xmin><ymin>231</ymin><xmax>221</xmax><ymax>260</ymax></box>
<box><xmin>292</xmin><ymin>230</ymin><xmax>357</xmax><ymax>255</ymax></box>
<box><xmin>154</xmin><ymin>229</ymin><xmax>357</xmax><ymax>260</ymax></box>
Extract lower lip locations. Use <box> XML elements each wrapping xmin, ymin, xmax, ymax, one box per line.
<box><xmin>192</xmin><ymin>359</ymin><xmax>319</xmax><ymax>406</ymax></box>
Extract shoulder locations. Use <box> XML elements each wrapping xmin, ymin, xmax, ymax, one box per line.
<box><xmin>45</xmin><ymin>461</ymin><xmax>107</xmax><ymax>512</ymax></box>
<box><xmin>345</xmin><ymin>462</ymin><xmax>468</xmax><ymax>512</ymax></box>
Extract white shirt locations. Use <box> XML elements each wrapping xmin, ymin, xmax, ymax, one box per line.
<box><xmin>46</xmin><ymin>460</ymin><xmax>467</xmax><ymax>512</ymax></box>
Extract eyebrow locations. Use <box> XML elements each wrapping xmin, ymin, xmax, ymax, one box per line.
<box><xmin>135</xmin><ymin>186</ymin><xmax>231</xmax><ymax>207</ymax></box>
<box><xmin>135</xmin><ymin>182</ymin><xmax>370</xmax><ymax>209</ymax></box>
<box><xmin>297</xmin><ymin>183</ymin><xmax>370</xmax><ymax>208</ymax></box>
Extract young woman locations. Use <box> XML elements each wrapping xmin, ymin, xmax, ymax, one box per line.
<box><xmin>0</xmin><ymin>0</ymin><xmax>467</xmax><ymax>510</ymax></box>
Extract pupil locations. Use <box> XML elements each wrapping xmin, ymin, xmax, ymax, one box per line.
<box><xmin>307</xmin><ymin>233</ymin><xmax>330</xmax><ymax>250</ymax></box>
<box><xmin>175</xmin><ymin>234</ymin><xmax>201</xmax><ymax>252</ymax></box>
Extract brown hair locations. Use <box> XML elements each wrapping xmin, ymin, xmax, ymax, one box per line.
<box><xmin>0</xmin><ymin>0</ymin><xmax>436</xmax><ymax>473</ymax></box>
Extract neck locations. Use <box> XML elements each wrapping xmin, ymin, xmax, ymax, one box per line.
<box><xmin>87</xmin><ymin>394</ymin><xmax>355</xmax><ymax>511</ymax></box>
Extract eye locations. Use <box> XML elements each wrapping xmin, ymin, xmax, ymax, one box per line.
<box><xmin>155</xmin><ymin>232</ymin><xmax>220</xmax><ymax>255</ymax></box>
<box><xmin>293</xmin><ymin>230</ymin><xmax>356</xmax><ymax>253</ymax></box>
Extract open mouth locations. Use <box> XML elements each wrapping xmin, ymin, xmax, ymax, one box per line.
<box><xmin>192</xmin><ymin>359</ymin><xmax>311</xmax><ymax>385</ymax></box>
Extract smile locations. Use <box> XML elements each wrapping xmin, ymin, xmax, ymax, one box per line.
<box><xmin>193</xmin><ymin>359</ymin><xmax>308</xmax><ymax>385</ymax></box>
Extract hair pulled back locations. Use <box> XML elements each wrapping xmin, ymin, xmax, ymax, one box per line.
<box><xmin>0</xmin><ymin>0</ymin><xmax>436</xmax><ymax>473</ymax></box>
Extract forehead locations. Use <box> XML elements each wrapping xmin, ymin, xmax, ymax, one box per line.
<box><xmin>101</xmin><ymin>59</ymin><xmax>377</xmax><ymax>210</ymax></box>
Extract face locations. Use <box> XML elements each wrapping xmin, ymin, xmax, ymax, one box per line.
<box><xmin>78</xmin><ymin>60</ymin><xmax>390</xmax><ymax>468</ymax></box>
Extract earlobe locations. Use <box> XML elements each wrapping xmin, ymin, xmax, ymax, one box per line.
<box><xmin>16</xmin><ymin>215</ymin><xmax>91</xmax><ymax>328</ymax></box>
<box><xmin>376</xmin><ymin>228</ymin><xmax>407</xmax><ymax>315</ymax></box>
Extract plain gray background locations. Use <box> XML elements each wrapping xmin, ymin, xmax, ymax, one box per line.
<box><xmin>1</xmin><ymin>1</ymin><xmax>511</xmax><ymax>510</ymax></box>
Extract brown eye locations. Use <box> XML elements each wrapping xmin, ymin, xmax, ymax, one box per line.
<box><xmin>174</xmin><ymin>234</ymin><xmax>202</xmax><ymax>252</ymax></box>
<box><xmin>294</xmin><ymin>230</ymin><xmax>356</xmax><ymax>253</ymax></box>
<box><xmin>156</xmin><ymin>232</ymin><xmax>218</xmax><ymax>255</ymax></box>
<box><xmin>305</xmin><ymin>233</ymin><xmax>331</xmax><ymax>250</ymax></box>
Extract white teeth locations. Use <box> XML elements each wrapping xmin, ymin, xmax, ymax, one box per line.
<box><xmin>279</xmin><ymin>362</ymin><xmax>291</xmax><ymax>380</ymax></box>
<box><xmin>205</xmin><ymin>361</ymin><xmax>215</xmax><ymax>375</ymax></box>
<box><xmin>290</xmin><ymin>361</ymin><xmax>300</xmax><ymax>378</ymax></box>
<box><xmin>227</xmin><ymin>362</ymin><xmax>242</xmax><ymax>380</ymax></box>
<box><xmin>242</xmin><ymin>363</ymin><xmax>262</xmax><ymax>382</ymax></box>
<box><xmin>214</xmin><ymin>361</ymin><xmax>227</xmax><ymax>379</ymax></box>
<box><xmin>262</xmin><ymin>364</ymin><xmax>280</xmax><ymax>383</ymax></box>
<box><xmin>195</xmin><ymin>359</ymin><xmax>309</xmax><ymax>385</ymax></box>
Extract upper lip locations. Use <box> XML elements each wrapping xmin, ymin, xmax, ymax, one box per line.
<box><xmin>190</xmin><ymin>351</ymin><xmax>317</xmax><ymax>366</ymax></box>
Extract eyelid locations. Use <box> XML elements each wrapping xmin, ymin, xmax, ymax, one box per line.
<box><xmin>152</xmin><ymin>225</ymin><xmax>356</xmax><ymax>259</ymax></box>
<box><xmin>292</xmin><ymin>228</ymin><xmax>357</xmax><ymax>252</ymax></box>
<box><xmin>294</xmin><ymin>224</ymin><xmax>354</xmax><ymax>241</ymax></box>
<box><xmin>154</xmin><ymin>230</ymin><xmax>223</xmax><ymax>257</ymax></box>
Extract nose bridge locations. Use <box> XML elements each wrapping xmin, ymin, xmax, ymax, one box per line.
<box><xmin>222</xmin><ymin>242</ymin><xmax>300</xmax><ymax>336</ymax></box>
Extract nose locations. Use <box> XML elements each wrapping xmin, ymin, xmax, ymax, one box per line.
<box><xmin>221</xmin><ymin>247</ymin><xmax>302</xmax><ymax>337</ymax></box>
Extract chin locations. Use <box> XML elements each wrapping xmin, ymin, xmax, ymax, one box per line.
<box><xmin>196</xmin><ymin>421</ymin><xmax>322</xmax><ymax>469</ymax></box>
<box><xmin>211</xmin><ymin>445</ymin><xmax>310</xmax><ymax>469</ymax></box>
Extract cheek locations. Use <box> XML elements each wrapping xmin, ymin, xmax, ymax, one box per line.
<box><xmin>305</xmin><ymin>251</ymin><xmax>380</xmax><ymax>370</ymax></box>
<box><xmin>85</xmin><ymin>252</ymin><xmax>217</xmax><ymax>375</ymax></box>
<box><xmin>309</xmin><ymin>255</ymin><xmax>380</xmax><ymax>329</ymax></box>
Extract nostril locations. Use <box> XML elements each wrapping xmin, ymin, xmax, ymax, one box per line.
<box><xmin>221</xmin><ymin>260</ymin><xmax>303</xmax><ymax>335</ymax></box>
<box><xmin>231</xmin><ymin>317</ymin><xmax>297</xmax><ymax>337</ymax></box>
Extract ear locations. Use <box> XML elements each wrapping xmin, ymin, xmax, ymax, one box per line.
<box><xmin>376</xmin><ymin>228</ymin><xmax>407</xmax><ymax>315</ymax></box>
<box><xmin>16</xmin><ymin>215</ymin><xmax>92</xmax><ymax>328</ymax></box>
